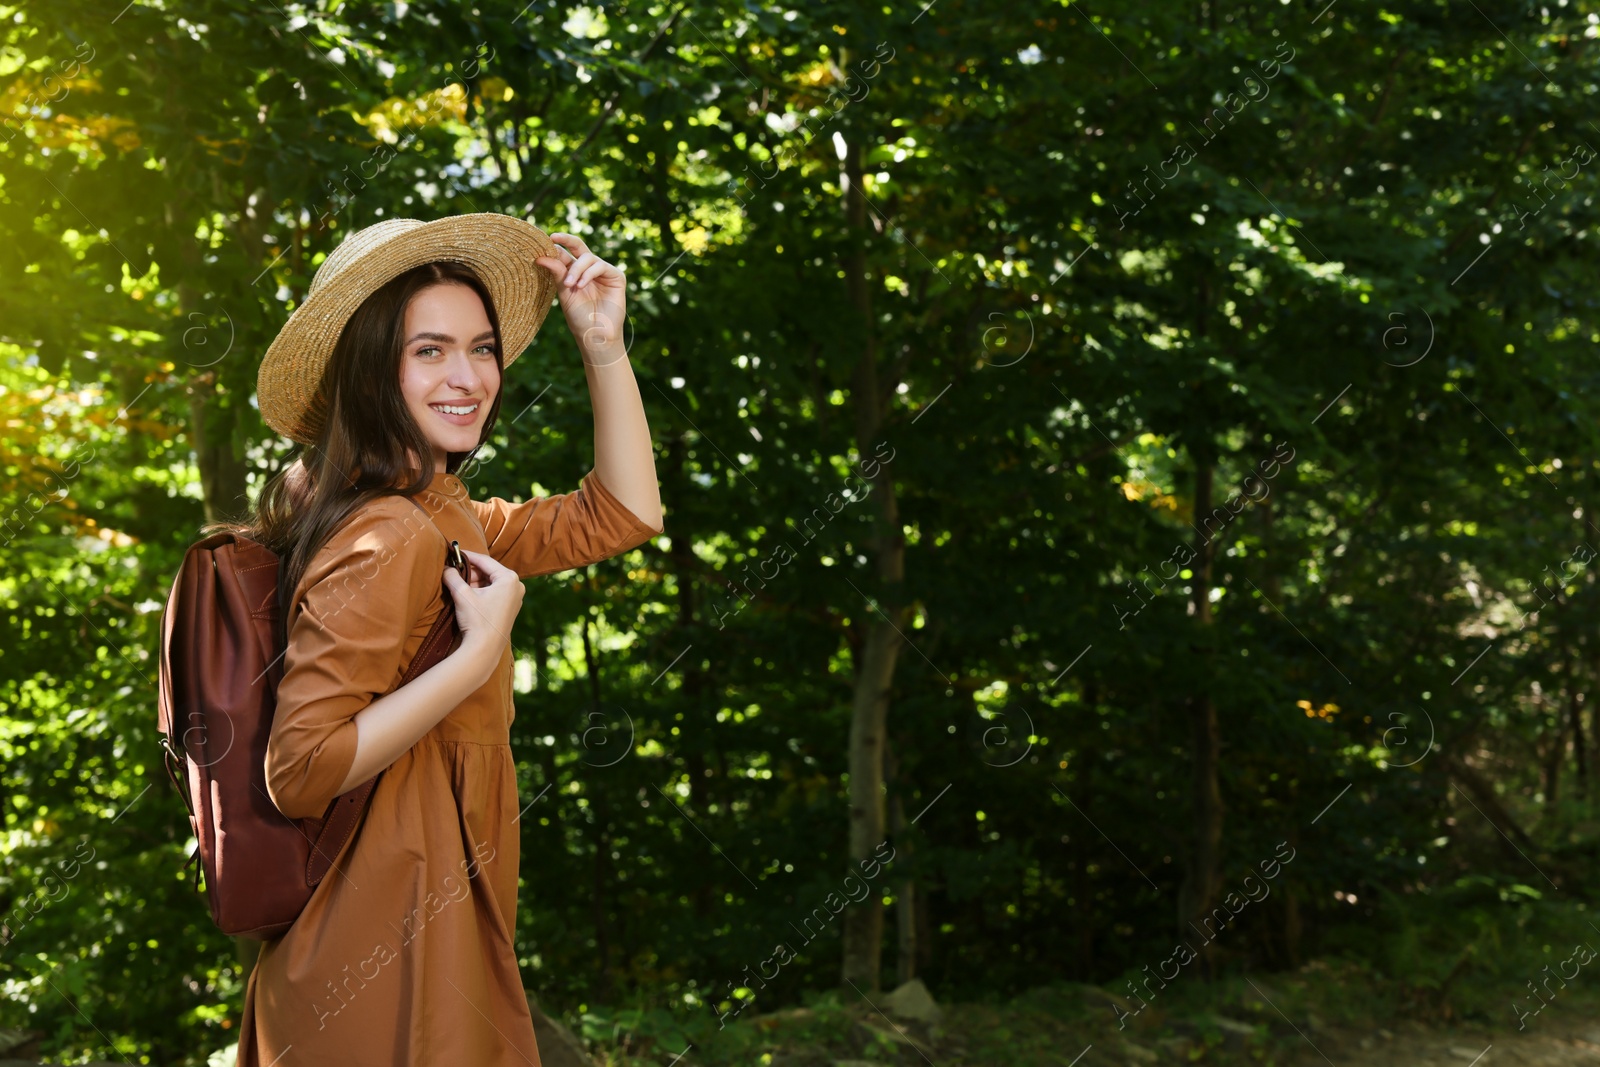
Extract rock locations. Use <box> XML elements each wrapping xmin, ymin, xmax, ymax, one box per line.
<box><xmin>1158</xmin><ymin>1036</ymin><xmax>1193</xmax><ymax>1057</ymax></box>
<box><xmin>1068</xmin><ymin>982</ymin><xmax>1141</xmax><ymax>1015</ymax></box>
<box><xmin>1211</xmin><ymin>1016</ymin><xmax>1257</xmax><ymax>1036</ymax></box>
<box><xmin>526</xmin><ymin>993</ymin><xmax>597</xmax><ymax>1067</ymax></box>
<box><xmin>770</xmin><ymin>1043</ymin><xmax>833</xmax><ymax>1067</ymax></box>
<box><xmin>754</xmin><ymin>1006</ymin><xmax>817</xmax><ymax>1030</ymax></box>
<box><xmin>1449</xmin><ymin>1047</ymin><xmax>1490</xmax><ymax>1061</ymax></box>
<box><xmin>0</xmin><ymin>1029</ymin><xmax>39</xmax><ymax>1059</ymax></box>
<box><xmin>1122</xmin><ymin>1041</ymin><xmax>1159</xmax><ymax>1062</ymax></box>
<box><xmin>855</xmin><ymin>1015</ymin><xmax>937</xmax><ymax>1057</ymax></box>
<box><xmin>880</xmin><ymin>978</ymin><xmax>943</xmax><ymax>1025</ymax></box>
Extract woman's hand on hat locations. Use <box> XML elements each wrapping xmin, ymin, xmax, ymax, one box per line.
<box><xmin>535</xmin><ymin>232</ymin><xmax>626</xmax><ymax>359</ymax></box>
<box><xmin>442</xmin><ymin>547</ymin><xmax>525</xmax><ymax>652</ymax></box>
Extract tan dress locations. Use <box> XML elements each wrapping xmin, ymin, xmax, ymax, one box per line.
<box><xmin>236</xmin><ymin>468</ymin><xmax>656</xmax><ymax>1067</ymax></box>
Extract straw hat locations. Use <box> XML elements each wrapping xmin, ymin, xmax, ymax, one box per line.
<box><xmin>256</xmin><ymin>213</ymin><xmax>560</xmax><ymax>445</ymax></box>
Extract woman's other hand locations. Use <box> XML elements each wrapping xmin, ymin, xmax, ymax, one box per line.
<box><xmin>442</xmin><ymin>547</ymin><xmax>524</xmax><ymax>650</ymax></box>
<box><xmin>535</xmin><ymin>231</ymin><xmax>627</xmax><ymax>358</ymax></box>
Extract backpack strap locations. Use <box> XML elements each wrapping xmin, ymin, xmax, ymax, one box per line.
<box><xmin>402</xmin><ymin>494</ymin><xmax>452</xmax><ymax>551</ymax></box>
<box><xmin>304</xmin><ymin>495</ymin><xmax>466</xmax><ymax>888</ymax></box>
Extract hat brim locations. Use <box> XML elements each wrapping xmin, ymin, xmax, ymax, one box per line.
<box><xmin>256</xmin><ymin>213</ymin><xmax>560</xmax><ymax>445</ymax></box>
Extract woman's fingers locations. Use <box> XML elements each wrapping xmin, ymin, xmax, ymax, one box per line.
<box><xmin>573</xmin><ymin>258</ymin><xmax>611</xmax><ymax>290</ymax></box>
<box><xmin>536</xmin><ymin>235</ymin><xmax>580</xmax><ymax>281</ymax></box>
<box><xmin>536</xmin><ymin>249</ymin><xmax>608</xmax><ymax>291</ymax></box>
<box><xmin>542</xmin><ymin>235</ymin><xmax>618</xmax><ymax>287</ymax></box>
<box><xmin>446</xmin><ymin>548</ymin><xmax>525</xmax><ymax>640</ymax></box>
<box><xmin>458</xmin><ymin>546</ymin><xmax>514</xmax><ymax>580</ymax></box>
<box><xmin>458</xmin><ymin>546</ymin><xmax>501</xmax><ymax>565</ymax></box>
<box><xmin>562</xmin><ymin>252</ymin><xmax>599</xmax><ymax>287</ymax></box>
<box><xmin>552</xmin><ymin>235</ymin><xmax>603</xmax><ymax>285</ymax></box>
<box><xmin>442</xmin><ymin>565</ymin><xmax>482</xmax><ymax>606</ymax></box>
<box><xmin>551</xmin><ymin>232</ymin><xmax>589</xmax><ymax>256</ymax></box>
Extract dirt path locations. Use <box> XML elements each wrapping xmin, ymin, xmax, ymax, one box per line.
<box><xmin>1284</xmin><ymin>1017</ymin><xmax>1600</xmax><ymax>1066</ymax></box>
<box><xmin>943</xmin><ymin>982</ymin><xmax>1600</xmax><ymax>1067</ymax></box>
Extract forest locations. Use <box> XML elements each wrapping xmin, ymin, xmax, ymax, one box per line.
<box><xmin>4</xmin><ymin>1</ymin><xmax>1600</xmax><ymax>1064</ymax></box>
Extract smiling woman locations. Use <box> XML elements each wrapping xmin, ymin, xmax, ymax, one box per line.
<box><xmin>399</xmin><ymin>281</ymin><xmax>504</xmax><ymax>463</ymax></box>
<box><xmin>188</xmin><ymin>213</ymin><xmax>665</xmax><ymax>1067</ymax></box>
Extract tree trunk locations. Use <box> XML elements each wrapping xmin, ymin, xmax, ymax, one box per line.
<box><xmin>1073</xmin><ymin>781</ymin><xmax>1095</xmax><ymax>981</ymax></box>
<box><xmin>837</xmin><ymin>119</ymin><xmax>906</xmax><ymax>994</ymax></box>
<box><xmin>1444</xmin><ymin>751</ymin><xmax>1540</xmax><ymax>855</ymax></box>
<box><xmin>1537</xmin><ymin>682</ymin><xmax>1563</xmax><ymax>807</ymax></box>
<box><xmin>1282</xmin><ymin>881</ymin><xmax>1302</xmax><ymax>968</ymax></box>
<box><xmin>1259</xmin><ymin>492</ymin><xmax>1281</xmax><ymax>602</ymax></box>
<box><xmin>592</xmin><ymin>807</ymin><xmax>614</xmax><ymax>1002</ymax></box>
<box><xmin>1182</xmin><ymin>454</ymin><xmax>1223</xmax><ymax>976</ymax></box>
<box><xmin>842</xmin><ymin>624</ymin><xmax>900</xmax><ymax>991</ymax></box>
<box><xmin>581</xmin><ymin>606</ymin><xmax>602</xmax><ymax>711</ymax></box>
<box><xmin>660</xmin><ymin>436</ymin><xmax>716</xmax><ymax>920</ymax></box>
<box><xmin>639</xmin><ymin>167</ymin><xmax>723</xmax><ymax>924</ymax></box>
<box><xmin>1074</xmin><ymin>681</ymin><xmax>1099</xmax><ymax>980</ymax></box>
<box><xmin>894</xmin><ymin>858</ymin><xmax>917</xmax><ymax>987</ymax></box>
<box><xmin>185</xmin><ymin>379</ymin><xmax>252</xmax><ymax>526</ymax></box>
<box><xmin>1590</xmin><ymin>642</ymin><xmax>1600</xmax><ymax>791</ymax></box>
<box><xmin>177</xmin><ymin>275</ymin><xmax>251</xmax><ymax>525</ymax></box>
<box><xmin>887</xmin><ymin>738</ymin><xmax>916</xmax><ymax>986</ymax></box>
<box><xmin>1567</xmin><ymin>652</ymin><xmax>1587</xmax><ymax>798</ymax></box>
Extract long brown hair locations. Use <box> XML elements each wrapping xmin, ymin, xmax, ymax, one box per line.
<box><xmin>207</xmin><ymin>260</ymin><xmax>508</xmax><ymax>645</ymax></box>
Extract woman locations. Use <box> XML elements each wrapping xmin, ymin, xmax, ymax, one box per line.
<box><xmin>232</xmin><ymin>214</ymin><xmax>662</xmax><ymax>1066</ymax></box>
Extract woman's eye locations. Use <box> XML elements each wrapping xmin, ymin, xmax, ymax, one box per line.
<box><xmin>413</xmin><ymin>344</ymin><xmax>495</xmax><ymax>358</ymax></box>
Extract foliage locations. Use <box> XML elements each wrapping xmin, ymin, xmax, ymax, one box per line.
<box><xmin>4</xmin><ymin>0</ymin><xmax>1600</xmax><ymax>1062</ymax></box>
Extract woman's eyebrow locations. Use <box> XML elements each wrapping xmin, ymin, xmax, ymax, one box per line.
<box><xmin>405</xmin><ymin>330</ymin><xmax>498</xmax><ymax>344</ymax></box>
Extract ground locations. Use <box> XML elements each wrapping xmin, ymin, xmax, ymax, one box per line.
<box><xmin>10</xmin><ymin>960</ymin><xmax>1600</xmax><ymax>1066</ymax></box>
<box><xmin>567</xmin><ymin>965</ymin><xmax>1600</xmax><ymax>1067</ymax></box>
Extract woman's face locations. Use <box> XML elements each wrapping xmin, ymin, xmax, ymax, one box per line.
<box><xmin>398</xmin><ymin>282</ymin><xmax>501</xmax><ymax>471</ymax></box>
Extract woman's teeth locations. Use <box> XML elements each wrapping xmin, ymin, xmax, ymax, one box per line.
<box><xmin>431</xmin><ymin>403</ymin><xmax>479</xmax><ymax>415</ymax></box>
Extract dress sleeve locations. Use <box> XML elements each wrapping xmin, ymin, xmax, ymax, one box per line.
<box><xmin>265</xmin><ymin>498</ymin><xmax>446</xmax><ymax>820</ymax></box>
<box><xmin>467</xmin><ymin>468</ymin><xmax>659</xmax><ymax>579</ymax></box>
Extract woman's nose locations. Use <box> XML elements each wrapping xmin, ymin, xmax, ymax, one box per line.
<box><xmin>445</xmin><ymin>351</ymin><xmax>486</xmax><ymax>389</ymax></box>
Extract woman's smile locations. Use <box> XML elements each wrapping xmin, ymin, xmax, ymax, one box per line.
<box><xmin>428</xmin><ymin>399</ymin><xmax>482</xmax><ymax>426</ymax></box>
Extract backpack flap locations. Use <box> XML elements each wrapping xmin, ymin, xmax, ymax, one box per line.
<box><xmin>158</xmin><ymin>534</ymin><xmax>313</xmax><ymax>938</ymax></box>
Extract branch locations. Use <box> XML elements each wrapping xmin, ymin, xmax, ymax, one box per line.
<box><xmin>527</xmin><ymin>5</ymin><xmax>686</xmax><ymax>211</ymax></box>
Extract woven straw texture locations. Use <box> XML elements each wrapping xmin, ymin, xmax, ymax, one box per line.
<box><xmin>256</xmin><ymin>213</ymin><xmax>560</xmax><ymax>444</ymax></box>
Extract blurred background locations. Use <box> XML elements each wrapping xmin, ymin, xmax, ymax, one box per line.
<box><xmin>4</xmin><ymin>1</ymin><xmax>1600</xmax><ymax>1064</ymax></box>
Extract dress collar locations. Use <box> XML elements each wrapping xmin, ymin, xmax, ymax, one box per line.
<box><xmin>401</xmin><ymin>465</ymin><xmax>467</xmax><ymax>500</ymax></box>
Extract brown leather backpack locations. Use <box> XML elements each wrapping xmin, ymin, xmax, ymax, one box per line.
<box><xmin>156</xmin><ymin>499</ymin><xmax>463</xmax><ymax>939</ymax></box>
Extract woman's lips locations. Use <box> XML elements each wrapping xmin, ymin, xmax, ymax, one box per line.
<box><xmin>429</xmin><ymin>401</ymin><xmax>481</xmax><ymax>426</ymax></box>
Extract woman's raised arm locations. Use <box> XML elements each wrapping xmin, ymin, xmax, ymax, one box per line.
<box><xmin>535</xmin><ymin>230</ymin><xmax>664</xmax><ymax>533</ymax></box>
